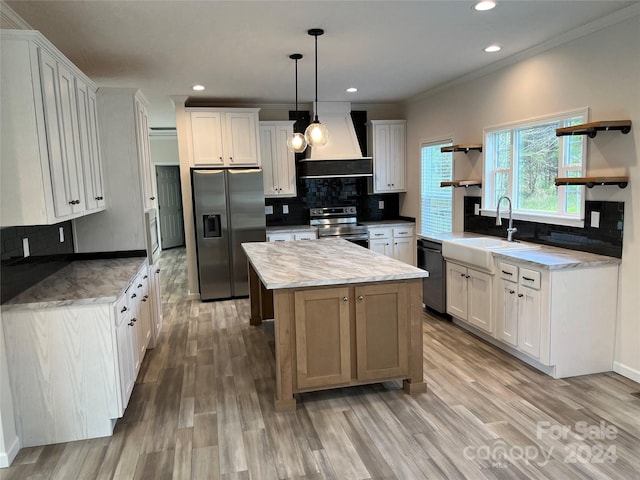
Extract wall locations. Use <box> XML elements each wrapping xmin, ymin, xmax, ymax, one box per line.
<box><xmin>403</xmin><ymin>15</ymin><xmax>640</xmax><ymax>381</ymax></box>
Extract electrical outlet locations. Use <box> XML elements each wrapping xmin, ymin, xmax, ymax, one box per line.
<box><xmin>265</xmin><ymin>205</ymin><xmax>274</xmax><ymax>215</ymax></box>
<box><xmin>474</xmin><ymin>203</ymin><xmax>480</xmax><ymax>215</ymax></box>
<box><xmin>379</xmin><ymin>200</ymin><xmax>385</xmax><ymax>209</ymax></box>
<box><xmin>283</xmin><ymin>205</ymin><xmax>289</xmax><ymax>214</ymax></box>
<box><xmin>591</xmin><ymin>211</ymin><xmax>600</xmax><ymax>228</ymax></box>
<box><xmin>22</xmin><ymin>237</ymin><xmax>30</xmax><ymax>257</ymax></box>
<box><xmin>59</xmin><ymin>226</ymin><xmax>65</xmax><ymax>243</ymax></box>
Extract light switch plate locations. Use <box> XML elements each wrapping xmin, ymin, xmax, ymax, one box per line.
<box><xmin>474</xmin><ymin>203</ymin><xmax>480</xmax><ymax>215</ymax></box>
<box><xmin>379</xmin><ymin>200</ymin><xmax>385</xmax><ymax>209</ymax></box>
<box><xmin>59</xmin><ymin>226</ymin><xmax>65</xmax><ymax>243</ymax></box>
<box><xmin>282</xmin><ymin>205</ymin><xmax>289</xmax><ymax>214</ymax></box>
<box><xmin>265</xmin><ymin>205</ymin><xmax>274</xmax><ymax>215</ymax></box>
<box><xmin>591</xmin><ymin>211</ymin><xmax>600</xmax><ymax>228</ymax></box>
<box><xmin>22</xmin><ymin>237</ymin><xmax>30</xmax><ymax>257</ymax></box>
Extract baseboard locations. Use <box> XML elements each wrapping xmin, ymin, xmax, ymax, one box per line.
<box><xmin>613</xmin><ymin>361</ymin><xmax>640</xmax><ymax>383</ymax></box>
<box><xmin>0</xmin><ymin>435</ymin><xmax>20</xmax><ymax>468</ymax></box>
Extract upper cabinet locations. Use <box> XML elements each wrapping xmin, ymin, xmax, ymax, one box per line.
<box><xmin>259</xmin><ymin>121</ymin><xmax>296</xmax><ymax>197</ymax></box>
<box><xmin>73</xmin><ymin>88</ymin><xmax>154</xmax><ymax>253</ymax></box>
<box><xmin>369</xmin><ymin>120</ymin><xmax>406</xmax><ymax>193</ymax></box>
<box><xmin>1</xmin><ymin>30</ymin><xmax>105</xmax><ymax>226</ymax></box>
<box><xmin>188</xmin><ymin>108</ymin><xmax>260</xmax><ymax>167</ymax></box>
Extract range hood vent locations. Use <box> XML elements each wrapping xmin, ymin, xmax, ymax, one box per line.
<box><xmin>299</xmin><ymin>102</ymin><xmax>372</xmax><ymax>179</ymax></box>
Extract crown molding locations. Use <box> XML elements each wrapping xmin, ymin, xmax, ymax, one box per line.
<box><xmin>0</xmin><ymin>1</ymin><xmax>32</xmax><ymax>29</ymax></box>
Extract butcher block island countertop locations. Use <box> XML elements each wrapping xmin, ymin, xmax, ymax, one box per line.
<box><xmin>242</xmin><ymin>238</ymin><xmax>428</xmax><ymax>411</ymax></box>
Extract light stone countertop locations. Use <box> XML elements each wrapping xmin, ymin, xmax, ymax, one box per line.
<box><xmin>242</xmin><ymin>238</ymin><xmax>428</xmax><ymax>290</ymax></box>
<box><xmin>266</xmin><ymin>225</ymin><xmax>318</xmax><ymax>234</ymax></box>
<box><xmin>2</xmin><ymin>257</ymin><xmax>147</xmax><ymax>310</ymax></box>
<box><xmin>492</xmin><ymin>245</ymin><xmax>620</xmax><ymax>270</ymax></box>
<box><xmin>418</xmin><ymin>232</ymin><xmax>483</xmax><ymax>243</ymax></box>
<box><xmin>359</xmin><ymin>220</ymin><xmax>415</xmax><ymax>228</ymax></box>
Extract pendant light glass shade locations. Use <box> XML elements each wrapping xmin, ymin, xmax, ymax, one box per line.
<box><xmin>304</xmin><ymin>28</ymin><xmax>328</xmax><ymax>148</ymax></box>
<box><xmin>288</xmin><ymin>53</ymin><xmax>307</xmax><ymax>153</ymax></box>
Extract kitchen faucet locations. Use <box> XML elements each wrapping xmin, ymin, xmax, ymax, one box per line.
<box><xmin>496</xmin><ymin>195</ymin><xmax>517</xmax><ymax>242</ymax></box>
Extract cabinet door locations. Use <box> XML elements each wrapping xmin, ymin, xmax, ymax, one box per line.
<box><xmin>224</xmin><ymin>112</ymin><xmax>259</xmax><ymax>166</ymax></box>
<box><xmin>39</xmin><ymin>49</ymin><xmax>82</xmax><ymax>218</ymax></box>
<box><xmin>274</xmin><ymin>125</ymin><xmax>296</xmax><ymax>196</ymax></box>
<box><xmin>135</xmin><ymin>98</ymin><xmax>155</xmax><ymax>210</ymax></box>
<box><xmin>259</xmin><ymin>126</ymin><xmax>279</xmax><ymax>196</ymax></box>
<box><xmin>467</xmin><ymin>268</ymin><xmax>493</xmax><ymax>334</ymax></box>
<box><xmin>369</xmin><ymin>238</ymin><xmax>392</xmax><ymax>257</ymax></box>
<box><xmin>355</xmin><ymin>283</ymin><xmax>409</xmax><ymax>381</ymax></box>
<box><xmin>294</xmin><ymin>287</ymin><xmax>351</xmax><ymax>389</ymax></box>
<box><xmin>148</xmin><ymin>262</ymin><xmax>163</xmax><ymax>348</ymax></box>
<box><xmin>76</xmin><ymin>80</ymin><xmax>105</xmax><ymax>212</ymax></box>
<box><xmin>136</xmin><ymin>269</ymin><xmax>152</xmax><ymax>354</ymax></box>
<box><xmin>388</xmin><ymin>123</ymin><xmax>406</xmax><ymax>191</ymax></box>
<box><xmin>191</xmin><ymin>111</ymin><xmax>225</xmax><ymax>166</ymax></box>
<box><xmin>393</xmin><ymin>236</ymin><xmax>414</xmax><ymax>265</ymax></box>
<box><xmin>373</xmin><ymin>124</ymin><xmax>391</xmax><ymax>193</ymax></box>
<box><xmin>518</xmin><ymin>286</ymin><xmax>542</xmax><ymax>359</ymax></box>
<box><xmin>115</xmin><ymin>293</ymin><xmax>136</xmax><ymax>414</ymax></box>
<box><xmin>446</xmin><ymin>262</ymin><xmax>468</xmax><ymax>319</ymax></box>
<box><xmin>497</xmin><ymin>278</ymin><xmax>519</xmax><ymax>347</ymax></box>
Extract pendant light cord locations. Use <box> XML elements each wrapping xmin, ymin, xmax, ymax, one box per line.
<box><xmin>314</xmin><ymin>32</ymin><xmax>318</xmax><ymax>122</ymax></box>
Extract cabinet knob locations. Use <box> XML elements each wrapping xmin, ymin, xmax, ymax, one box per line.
<box><xmin>466</xmin><ymin>275</ymin><xmax>470</xmax><ymax>279</ymax></box>
<box><xmin>156</xmin><ymin>269</ymin><xmax>160</xmax><ymax>274</ymax></box>
<box><xmin>229</xmin><ymin>157</ymin><xmax>233</xmax><ymax>161</ymax></box>
<box><xmin>143</xmin><ymin>275</ymin><xmax>148</xmax><ymax>279</ymax></box>
<box><xmin>518</xmin><ymin>293</ymin><xmax>524</xmax><ymax>298</ymax></box>
<box><xmin>460</xmin><ymin>273</ymin><xmax>466</xmax><ymax>277</ymax></box>
<box><xmin>342</xmin><ymin>296</ymin><xmax>348</xmax><ymax>302</ymax></box>
<box><xmin>358</xmin><ymin>295</ymin><xmax>363</xmax><ymax>301</ymax></box>
<box><xmin>509</xmin><ymin>290</ymin><xmax>515</xmax><ymax>294</ymax></box>
<box><xmin>120</xmin><ymin>306</ymin><xmax>128</xmax><ymax>313</ymax></box>
<box><xmin>128</xmin><ymin>322</ymin><xmax>135</xmax><ymax>327</ymax></box>
<box><xmin>219</xmin><ymin>156</ymin><xmax>223</xmax><ymax>161</ymax></box>
<box><xmin>131</xmin><ymin>317</ymin><xmax>137</xmax><ymax>322</ymax></box>
<box><xmin>131</xmin><ymin>293</ymin><xmax>137</xmax><ymax>298</ymax></box>
<box><xmin>137</xmin><ymin>283</ymin><xmax>143</xmax><ymax>288</ymax></box>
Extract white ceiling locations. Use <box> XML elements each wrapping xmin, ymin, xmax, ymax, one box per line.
<box><xmin>4</xmin><ymin>0</ymin><xmax>637</xmax><ymax>127</ymax></box>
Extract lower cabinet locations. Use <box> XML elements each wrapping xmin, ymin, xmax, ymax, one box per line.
<box><xmin>266</xmin><ymin>230</ymin><xmax>317</xmax><ymax>242</ymax></box>
<box><xmin>293</xmin><ymin>283</ymin><xmax>409</xmax><ymax>391</ymax></box>
<box><xmin>148</xmin><ymin>260</ymin><xmax>163</xmax><ymax>348</ymax></box>
<box><xmin>2</xmin><ymin>261</ymin><xmax>158</xmax><ymax>447</ymax></box>
<box><xmin>368</xmin><ymin>225</ymin><xmax>416</xmax><ymax>266</ymax></box>
<box><xmin>446</xmin><ymin>261</ymin><xmax>493</xmax><ymax>334</ymax></box>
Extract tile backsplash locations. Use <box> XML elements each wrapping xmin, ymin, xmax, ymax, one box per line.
<box><xmin>1</xmin><ymin>221</ymin><xmax>74</xmax><ymax>304</ymax></box>
<box><xmin>464</xmin><ymin>197</ymin><xmax>624</xmax><ymax>258</ymax></box>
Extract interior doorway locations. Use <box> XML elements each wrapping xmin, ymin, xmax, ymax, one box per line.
<box><xmin>156</xmin><ymin>165</ymin><xmax>185</xmax><ymax>249</ymax></box>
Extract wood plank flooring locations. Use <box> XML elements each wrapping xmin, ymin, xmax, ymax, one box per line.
<box><xmin>2</xmin><ymin>247</ymin><xmax>639</xmax><ymax>479</ymax></box>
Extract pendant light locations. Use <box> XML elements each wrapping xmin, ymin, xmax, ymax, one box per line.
<box><xmin>304</xmin><ymin>28</ymin><xmax>329</xmax><ymax>147</ymax></box>
<box><xmin>287</xmin><ymin>53</ymin><xmax>307</xmax><ymax>153</ymax></box>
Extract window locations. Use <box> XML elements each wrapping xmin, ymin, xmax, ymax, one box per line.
<box><xmin>421</xmin><ymin>141</ymin><xmax>453</xmax><ymax>235</ymax></box>
<box><xmin>483</xmin><ymin>109</ymin><xmax>588</xmax><ymax>226</ymax></box>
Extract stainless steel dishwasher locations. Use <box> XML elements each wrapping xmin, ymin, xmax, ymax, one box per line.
<box><xmin>417</xmin><ymin>238</ymin><xmax>448</xmax><ymax>317</ymax></box>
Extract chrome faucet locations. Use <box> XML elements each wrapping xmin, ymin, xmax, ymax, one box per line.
<box><xmin>496</xmin><ymin>195</ymin><xmax>517</xmax><ymax>241</ymax></box>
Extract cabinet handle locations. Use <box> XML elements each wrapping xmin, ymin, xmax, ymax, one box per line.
<box><xmin>374</xmin><ymin>233</ymin><xmax>384</xmax><ymax>236</ymax></box>
<box><xmin>128</xmin><ymin>322</ymin><xmax>135</xmax><ymax>327</ymax></box>
<box><xmin>522</xmin><ymin>276</ymin><xmax>535</xmax><ymax>282</ymax></box>
<box><xmin>460</xmin><ymin>273</ymin><xmax>466</xmax><ymax>277</ymax></box>
<box><xmin>131</xmin><ymin>293</ymin><xmax>137</xmax><ymax>298</ymax></box>
<box><xmin>156</xmin><ymin>269</ymin><xmax>160</xmax><ymax>274</ymax></box>
<box><xmin>229</xmin><ymin>157</ymin><xmax>233</xmax><ymax>161</ymax></box>
<box><xmin>137</xmin><ymin>283</ymin><xmax>143</xmax><ymax>288</ymax></box>
<box><xmin>398</xmin><ymin>231</ymin><xmax>408</xmax><ymax>234</ymax></box>
<box><xmin>501</xmin><ymin>270</ymin><xmax>513</xmax><ymax>275</ymax></box>
<box><xmin>131</xmin><ymin>317</ymin><xmax>137</xmax><ymax>322</ymax></box>
<box><xmin>342</xmin><ymin>296</ymin><xmax>348</xmax><ymax>302</ymax></box>
<box><xmin>509</xmin><ymin>290</ymin><xmax>515</xmax><ymax>294</ymax></box>
<box><xmin>143</xmin><ymin>275</ymin><xmax>148</xmax><ymax>279</ymax></box>
<box><xmin>465</xmin><ymin>275</ymin><xmax>470</xmax><ymax>279</ymax></box>
<box><xmin>120</xmin><ymin>306</ymin><xmax>128</xmax><ymax>313</ymax></box>
<box><xmin>219</xmin><ymin>156</ymin><xmax>223</xmax><ymax>161</ymax></box>
<box><xmin>358</xmin><ymin>295</ymin><xmax>363</xmax><ymax>301</ymax></box>
<box><xmin>518</xmin><ymin>293</ymin><xmax>524</xmax><ymax>297</ymax></box>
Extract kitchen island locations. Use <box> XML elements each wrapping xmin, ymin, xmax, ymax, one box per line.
<box><xmin>242</xmin><ymin>238</ymin><xmax>429</xmax><ymax>411</ymax></box>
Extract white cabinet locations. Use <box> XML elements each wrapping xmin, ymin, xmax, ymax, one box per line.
<box><xmin>115</xmin><ymin>290</ymin><xmax>137</xmax><ymax>412</ymax></box>
<box><xmin>369</xmin><ymin>120</ymin><xmax>406</xmax><ymax>193</ymax></box>
<box><xmin>260</xmin><ymin>121</ymin><xmax>296</xmax><ymax>197</ymax></box>
<box><xmin>189</xmin><ymin>109</ymin><xmax>260</xmax><ymax>167</ymax></box>
<box><xmin>368</xmin><ymin>225</ymin><xmax>416</xmax><ymax>266</ymax></box>
<box><xmin>1</xmin><ymin>30</ymin><xmax>104</xmax><ymax>226</ymax></box>
<box><xmin>148</xmin><ymin>260</ymin><xmax>163</xmax><ymax>348</ymax></box>
<box><xmin>266</xmin><ymin>230</ymin><xmax>317</xmax><ymax>242</ymax></box>
<box><xmin>446</xmin><ymin>261</ymin><xmax>493</xmax><ymax>334</ymax></box>
<box><xmin>73</xmin><ymin>88</ymin><xmax>154</xmax><ymax>253</ymax></box>
<box><xmin>496</xmin><ymin>262</ymin><xmax>542</xmax><ymax>358</ymax></box>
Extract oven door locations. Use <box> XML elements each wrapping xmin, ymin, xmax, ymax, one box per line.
<box><xmin>346</xmin><ymin>237</ymin><xmax>369</xmax><ymax>248</ymax></box>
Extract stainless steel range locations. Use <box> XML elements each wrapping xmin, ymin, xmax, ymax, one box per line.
<box><xmin>309</xmin><ymin>206</ymin><xmax>369</xmax><ymax>247</ymax></box>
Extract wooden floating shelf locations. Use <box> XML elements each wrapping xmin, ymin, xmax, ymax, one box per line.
<box><xmin>440</xmin><ymin>144</ymin><xmax>483</xmax><ymax>153</ymax></box>
<box><xmin>440</xmin><ymin>180</ymin><xmax>482</xmax><ymax>188</ymax></box>
<box><xmin>554</xmin><ymin>176</ymin><xmax>629</xmax><ymax>189</ymax></box>
<box><xmin>555</xmin><ymin>120</ymin><xmax>632</xmax><ymax>138</ymax></box>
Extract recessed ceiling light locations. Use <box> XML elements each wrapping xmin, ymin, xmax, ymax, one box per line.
<box><xmin>346</xmin><ymin>87</ymin><xmax>358</xmax><ymax>93</ymax></box>
<box><xmin>474</xmin><ymin>1</ymin><xmax>496</xmax><ymax>11</ymax></box>
<box><xmin>192</xmin><ymin>84</ymin><xmax>205</xmax><ymax>91</ymax></box>
<box><xmin>484</xmin><ymin>44</ymin><xmax>502</xmax><ymax>53</ymax></box>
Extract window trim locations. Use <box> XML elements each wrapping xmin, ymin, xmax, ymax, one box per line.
<box><xmin>420</xmin><ymin>138</ymin><xmax>453</xmax><ymax>236</ymax></box>
<box><xmin>481</xmin><ymin>107</ymin><xmax>589</xmax><ymax>228</ymax></box>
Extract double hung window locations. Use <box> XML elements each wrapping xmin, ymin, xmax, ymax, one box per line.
<box><xmin>421</xmin><ymin>141</ymin><xmax>453</xmax><ymax>235</ymax></box>
<box><xmin>483</xmin><ymin>109</ymin><xmax>588</xmax><ymax>226</ymax></box>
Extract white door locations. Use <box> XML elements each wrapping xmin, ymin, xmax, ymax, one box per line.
<box><xmin>156</xmin><ymin>165</ymin><xmax>185</xmax><ymax>249</ymax></box>
<box><xmin>369</xmin><ymin>238</ymin><xmax>391</xmax><ymax>257</ymax></box>
<box><xmin>373</xmin><ymin>124</ymin><xmax>390</xmax><ymax>192</ymax></box>
<box><xmin>393</xmin><ymin>236</ymin><xmax>414</xmax><ymax>265</ymax></box>
<box><xmin>225</xmin><ymin>112</ymin><xmax>259</xmax><ymax>166</ymax></box>
<box><xmin>497</xmin><ymin>278</ymin><xmax>519</xmax><ymax>347</ymax></box>
<box><xmin>467</xmin><ymin>268</ymin><xmax>493</xmax><ymax>333</ymax></box>
<box><xmin>259</xmin><ymin>126</ymin><xmax>279</xmax><ymax>196</ymax></box>
<box><xmin>518</xmin><ymin>286</ymin><xmax>542</xmax><ymax>359</ymax></box>
<box><xmin>388</xmin><ymin>123</ymin><xmax>406</xmax><ymax>191</ymax></box>
<box><xmin>191</xmin><ymin>111</ymin><xmax>225</xmax><ymax>166</ymax></box>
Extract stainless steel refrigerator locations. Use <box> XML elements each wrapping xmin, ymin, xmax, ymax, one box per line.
<box><xmin>192</xmin><ymin>168</ymin><xmax>266</xmax><ymax>300</ymax></box>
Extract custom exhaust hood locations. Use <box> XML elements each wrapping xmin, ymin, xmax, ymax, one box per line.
<box><xmin>298</xmin><ymin>102</ymin><xmax>373</xmax><ymax>179</ymax></box>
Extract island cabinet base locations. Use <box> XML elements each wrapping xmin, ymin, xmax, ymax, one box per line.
<box><xmin>248</xmin><ymin>265</ymin><xmax>426</xmax><ymax>411</ymax></box>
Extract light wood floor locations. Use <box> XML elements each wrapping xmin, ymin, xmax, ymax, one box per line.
<box><xmin>2</xmin><ymin>247</ymin><xmax>639</xmax><ymax>480</ymax></box>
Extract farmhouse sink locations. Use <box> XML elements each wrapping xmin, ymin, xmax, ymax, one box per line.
<box><xmin>442</xmin><ymin>236</ymin><xmax>539</xmax><ymax>271</ymax></box>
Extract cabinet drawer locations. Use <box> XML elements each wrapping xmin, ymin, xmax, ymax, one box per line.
<box><xmin>293</xmin><ymin>231</ymin><xmax>317</xmax><ymax>241</ymax></box>
<box><xmin>368</xmin><ymin>228</ymin><xmax>392</xmax><ymax>240</ymax></box>
<box><xmin>392</xmin><ymin>226</ymin><xmax>414</xmax><ymax>238</ymax></box>
<box><xmin>499</xmin><ymin>262</ymin><xmax>518</xmax><ymax>282</ymax></box>
<box><xmin>519</xmin><ymin>268</ymin><xmax>541</xmax><ymax>290</ymax></box>
<box><xmin>267</xmin><ymin>232</ymin><xmax>294</xmax><ymax>242</ymax></box>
